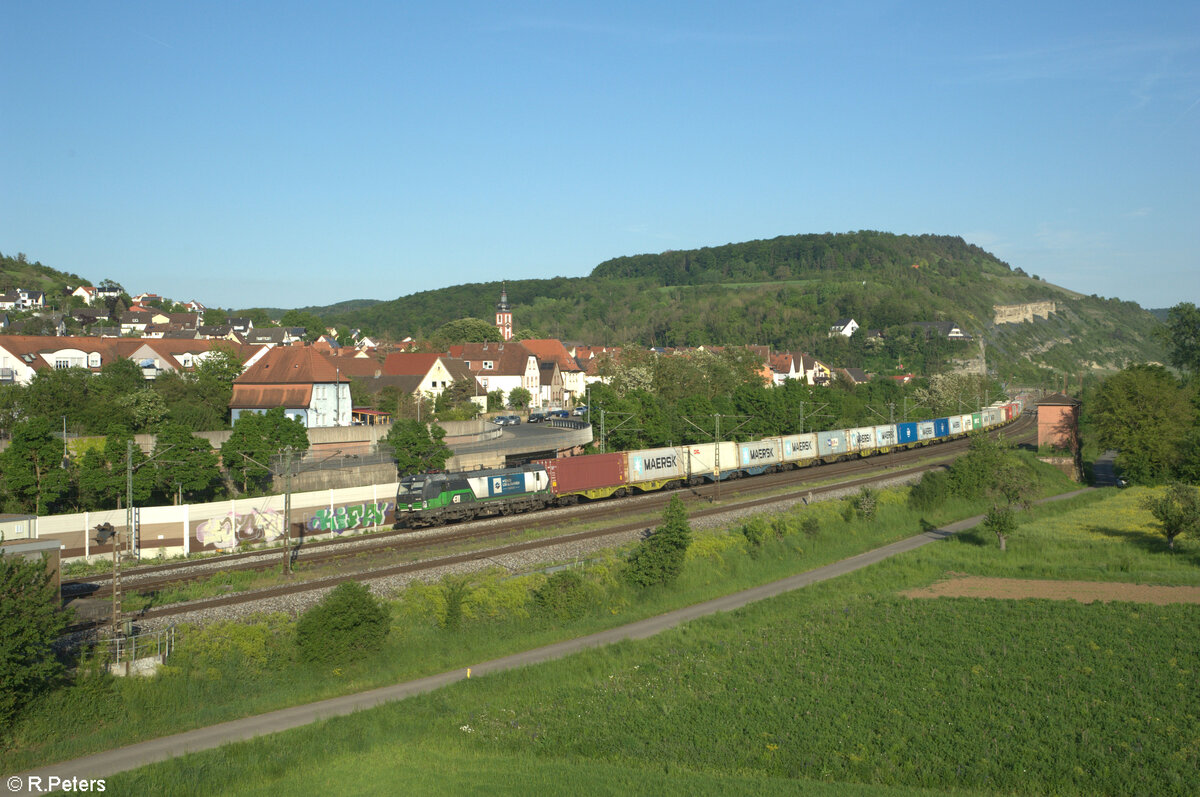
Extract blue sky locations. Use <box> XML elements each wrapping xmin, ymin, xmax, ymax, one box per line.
<box><xmin>3</xmin><ymin>2</ymin><xmax>1197</xmax><ymax>312</ymax></box>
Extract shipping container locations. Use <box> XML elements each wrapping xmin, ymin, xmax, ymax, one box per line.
<box><xmin>781</xmin><ymin>433</ymin><xmax>818</xmax><ymax>464</ymax></box>
<box><xmin>874</xmin><ymin>424</ymin><xmax>898</xmax><ymax>448</ymax></box>
<box><xmin>627</xmin><ymin>447</ymin><xmax>686</xmax><ymax>485</ymax></box>
<box><xmin>817</xmin><ymin>430</ymin><xmax>848</xmax><ymax>459</ymax></box>
<box><xmin>917</xmin><ymin>421</ymin><xmax>935</xmax><ymax>441</ymax></box>
<box><xmin>846</xmin><ymin>426</ymin><xmax>875</xmax><ymax>454</ymax></box>
<box><xmin>464</xmin><ymin>466</ymin><xmax>550</xmax><ymax>499</ymax></box>
<box><xmin>948</xmin><ymin>416</ymin><xmax>963</xmax><ymax>436</ymax></box>
<box><xmin>971</xmin><ymin>412</ymin><xmax>983</xmax><ymax>429</ymax></box>
<box><xmin>960</xmin><ymin>414</ymin><xmax>974</xmax><ymax>433</ymax></box>
<box><xmin>737</xmin><ymin>437</ymin><xmax>783</xmax><ymax>474</ymax></box>
<box><xmin>898</xmin><ymin>422</ymin><xmax>918</xmax><ymax>445</ymax></box>
<box><xmin>933</xmin><ymin>417</ymin><xmax>950</xmax><ymax>438</ymax></box>
<box><xmin>535</xmin><ymin>453</ymin><xmax>627</xmax><ymax>499</ymax></box>
<box><xmin>685</xmin><ymin>441</ymin><xmax>739</xmax><ymax>481</ymax></box>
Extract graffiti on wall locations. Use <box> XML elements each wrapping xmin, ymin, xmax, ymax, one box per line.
<box><xmin>195</xmin><ymin>509</ymin><xmax>284</xmax><ymax>551</ymax></box>
<box><xmin>308</xmin><ymin>502</ymin><xmax>391</xmax><ymax>534</ymax></box>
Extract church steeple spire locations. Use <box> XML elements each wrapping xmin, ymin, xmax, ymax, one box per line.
<box><xmin>495</xmin><ymin>283</ymin><xmax>513</xmax><ymax>340</ymax></box>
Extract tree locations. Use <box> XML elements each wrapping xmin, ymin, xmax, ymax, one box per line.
<box><xmin>153</xmin><ymin>422</ymin><xmax>222</xmax><ymax>504</ymax></box>
<box><xmin>202</xmin><ymin>307</ymin><xmax>228</xmax><ymax>326</ymax></box>
<box><xmin>507</xmin><ymin>386</ymin><xmax>532</xmax><ymax>409</ymax></box>
<box><xmin>0</xmin><ymin>417</ymin><xmax>72</xmax><ymax>514</ymax></box>
<box><xmin>431</xmin><ymin>318</ymin><xmax>503</xmax><ymax>346</ymax></box>
<box><xmin>1141</xmin><ymin>483</ymin><xmax>1200</xmax><ymax>551</ymax></box>
<box><xmin>0</xmin><ymin>554</ymin><xmax>70</xmax><ymax>731</ymax></box>
<box><xmin>624</xmin><ymin>494</ymin><xmax>692</xmax><ymax>587</ymax></box>
<box><xmin>1090</xmin><ymin>365</ymin><xmax>1195</xmax><ymax>483</ymax></box>
<box><xmin>295</xmin><ymin>581</ymin><xmax>390</xmax><ymax>664</ymax></box>
<box><xmin>1156</xmin><ymin>302</ymin><xmax>1200</xmax><ymax>377</ymax></box>
<box><xmin>221</xmin><ymin>408</ymin><xmax>309</xmax><ymax>494</ymax></box>
<box><xmin>383</xmin><ymin>418</ymin><xmax>451</xmax><ymax>477</ymax></box>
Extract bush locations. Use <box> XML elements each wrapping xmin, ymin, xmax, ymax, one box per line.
<box><xmin>624</xmin><ymin>495</ymin><xmax>692</xmax><ymax>588</ymax></box>
<box><xmin>532</xmin><ymin>570</ymin><xmax>593</xmax><ymax>620</ymax></box>
<box><xmin>851</xmin><ymin>487</ymin><xmax>878</xmax><ymax>522</ymax></box>
<box><xmin>908</xmin><ymin>469</ymin><xmax>950</xmax><ymax>511</ymax></box>
<box><xmin>295</xmin><ymin>582</ymin><xmax>391</xmax><ymax>664</ymax></box>
<box><xmin>441</xmin><ymin>576</ymin><xmax>473</xmax><ymax>631</ymax></box>
<box><xmin>801</xmin><ymin>516</ymin><xmax>821</xmax><ymax>537</ymax></box>
<box><xmin>0</xmin><ymin>556</ymin><xmax>70</xmax><ymax>732</ymax></box>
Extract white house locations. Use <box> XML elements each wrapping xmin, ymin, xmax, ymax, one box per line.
<box><xmin>829</xmin><ymin>318</ymin><xmax>859</xmax><ymax>338</ymax></box>
<box><xmin>229</xmin><ymin>346</ymin><xmax>352</xmax><ymax>427</ymax></box>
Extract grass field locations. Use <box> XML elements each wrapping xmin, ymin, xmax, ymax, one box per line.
<box><xmin>92</xmin><ymin>486</ymin><xmax>1200</xmax><ymax>796</ymax></box>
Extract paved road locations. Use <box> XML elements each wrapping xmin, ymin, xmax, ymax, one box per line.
<box><xmin>1092</xmin><ymin>450</ymin><xmax>1119</xmax><ymax>487</ymax></box>
<box><xmin>10</xmin><ymin>487</ymin><xmax>1094</xmax><ymax>792</ymax></box>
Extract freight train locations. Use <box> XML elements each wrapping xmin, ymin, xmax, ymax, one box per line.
<box><xmin>393</xmin><ymin>399</ymin><xmax>1025</xmax><ymax>528</ymax></box>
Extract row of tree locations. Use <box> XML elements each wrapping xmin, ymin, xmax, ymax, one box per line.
<box><xmin>0</xmin><ymin>408</ymin><xmax>309</xmax><ymax>515</ymax></box>
<box><xmin>587</xmin><ymin>347</ymin><xmax>1003</xmax><ymax>452</ymax></box>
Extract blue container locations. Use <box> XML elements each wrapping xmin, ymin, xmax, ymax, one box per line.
<box><xmin>933</xmin><ymin>417</ymin><xmax>950</xmax><ymax>438</ymax></box>
<box><xmin>897</xmin><ymin>422</ymin><xmax>918</xmax><ymax>444</ymax></box>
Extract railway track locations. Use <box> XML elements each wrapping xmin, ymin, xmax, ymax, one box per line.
<box><xmin>63</xmin><ymin>415</ymin><xmax>1034</xmax><ymax>636</ymax></box>
<box><xmin>67</xmin><ymin>414</ymin><xmax>1033</xmax><ymax>600</ymax></box>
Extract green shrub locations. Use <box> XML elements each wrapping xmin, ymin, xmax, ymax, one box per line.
<box><xmin>801</xmin><ymin>516</ymin><xmax>821</xmax><ymax>537</ymax></box>
<box><xmin>174</xmin><ymin>618</ymin><xmax>285</xmax><ymax>680</ymax></box>
<box><xmin>908</xmin><ymin>469</ymin><xmax>950</xmax><ymax>511</ymax></box>
<box><xmin>624</xmin><ymin>495</ymin><xmax>692</xmax><ymax>588</ymax></box>
<box><xmin>741</xmin><ymin>517</ymin><xmax>768</xmax><ymax>552</ymax></box>
<box><xmin>850</xmin><ymin>487</ymin><xmax>878</xmax><ymax>522</ymax></box>
<box><xmin>295</xmin><ymin>582</ymin><xmax>391</xmax><ymax>664</ymax></box>
<box><xmin>532</xmin><ymin>570</ymin><xmax>593</xmax><ymax>620</ymax></box>
<box><xmin>440</xmin><ymin>576</ymin><xmax>473</xmax><ymax>631</ymax></box>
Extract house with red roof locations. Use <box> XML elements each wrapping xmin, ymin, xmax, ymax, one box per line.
<box><xmin>229</xmin><ymin>347</ymin><xmax>351</xmax><ymax>427</ymax></box>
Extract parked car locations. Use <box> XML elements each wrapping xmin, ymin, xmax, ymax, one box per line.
<box><xmin>492</xmin><ymin>415</ymin><xmax>521</xmax><ymax>426</ymax></box>
<box><xmin>528</xmin><ymin>411</ymin><xmax>549</xmax><ymax>423</ymax></box>
<box><xmin>572</xmin><ymin>405</ymin><xmax>588</xmax><ymax>416</ymax></box>
<box><xmin>550</xmin><ymin>409</ymin><xmax>570</xmax><ymax>419</ymax></box>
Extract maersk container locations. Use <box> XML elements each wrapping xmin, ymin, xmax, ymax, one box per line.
<box><xmin>948</xmin><ymin>416</ymin><xmax>963</xmax><ymax>436</ymax></box>
<box><xmin>971</xmin><ymin>412</ymin><xmax>983</xmax><ymax>429</ymax></box>
<box><xmin>898</xmin><ymin>422</ymin><xmax>918</xmax><ymax>445</ymax></box>
<box><xmin>960</xmin><ymin>414</ymin><xmax>974</xmax><ymax>433</ymax></box>
<box><xmin>685</xmin><ymin>441</ymin><xmax>738</xmax><ymax>481</ymax></box>
<box><xmin>738</xmin><ymin>437</ymin><xmax>783</xmax><ymax>474</ymax></box>
<box><xmin>933</xmin><ymin>417</ymin><xmax>950</xmax><ymax>438</ymax></box>
<box><xmin>874</xmin><ymin>424</ymin><xmax>898</xmax><ymax>448</ymax></box>
<box><xmin>535</xmin><ymin>453</ymin><xmax>626</xmax><ymax>496</ymax></box>
<box><xmin>464</xmin><ymin>466</ymin><xmax>550</xmax><ymax>499</ymax></box>
<box><xmin>781</xmin><ymin>433</ymin><xmax>818</xmax><ymax>464</ymax></box>
<box><xmin>817</xmin><ymin>430</ymin><xmax>847</xmax><ymax>459</ymax></box>
<box><xmin>846</xmin><ymin>426</ymin><xmax>875</xmax><ymax>454</ymax></box>
<box><xmin>917</xmin><ymin>421</ymin><xmax>935</xmax><ymax>441</ymax></box>
<box><xmin>627</xmin><ymin>447</ymin><xmax>686</xmax><ymax>485</ymax></box>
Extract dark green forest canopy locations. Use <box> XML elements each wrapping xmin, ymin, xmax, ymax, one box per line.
<box><xmin>590</xmin><ymin>231</ymin><xmax>1012</xmax><ymax>284</ymax></box>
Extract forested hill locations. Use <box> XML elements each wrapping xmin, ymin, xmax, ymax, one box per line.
<box><xmin>590</xmin><ymin>232</ymin><xmax>1010</xmax><ymax>285</ymax></box>
<box><xmin>0</xmin><ymin>251</ymin><xmax>88</xmax><ymax>297</ymax></box>
<box><xmin>324</xmin><ymin>230</ymin><xmax>1165</xmax><ymax>383</ymax></box>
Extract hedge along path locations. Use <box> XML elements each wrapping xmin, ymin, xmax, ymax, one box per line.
<box><xmin>12</xmin><ymin>487</ymin><xmax>1095</xmax><ymax>790</ymax></box>
<box><xmin>904</xmin><ymin>575</ymin><xmax>1200</xmax><ymax>605</ymax></box>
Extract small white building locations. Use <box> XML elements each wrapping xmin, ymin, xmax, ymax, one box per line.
<box><xmin>829</xmin><ymin>318</ymin><xmax>859</xmax><ymax>338</ymax></box>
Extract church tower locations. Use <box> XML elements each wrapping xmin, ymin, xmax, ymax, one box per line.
<box><xmin>495</xmin><ymin>284</ymin><xmax>513</xmax><ymax>341</ymax></box>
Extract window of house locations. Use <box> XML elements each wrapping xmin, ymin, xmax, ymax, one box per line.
<box><xmin>483</xmin><ymin>361</ymin><xmax>493</xmax><ymax>370</ymax></box>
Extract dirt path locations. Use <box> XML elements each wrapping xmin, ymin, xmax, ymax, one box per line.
<box><xmin>904</xmin><ymin>574</ymin><xmax>1200</xmax><ymax>605</ymax></box>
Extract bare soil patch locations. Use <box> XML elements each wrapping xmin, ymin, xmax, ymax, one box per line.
<box><xmin>904</xmin><ymin>574</ymin><xmax>1200</xmax><ymax>605</ymax></box>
